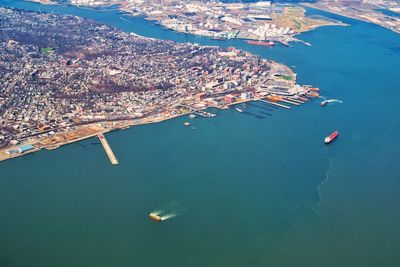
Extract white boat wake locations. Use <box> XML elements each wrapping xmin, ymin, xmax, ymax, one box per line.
<box><xmin>318</xmin><ymin>159</ymin><xmax>333</xmax><ymax>207</ymax></box>
<box><xmin>326</xmin><ymin>99</ymin><xmax>343</xmax><ymax>104</ymax></box>
<box><xmin>150</xmin><ymin>201</ymin><xmax>187</xmax><ymax>221</ymax></box>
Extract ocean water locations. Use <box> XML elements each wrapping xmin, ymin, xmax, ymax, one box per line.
<box><xmin>1</xmin><ymin>1</ymin><xmax>400</xmax><ymax>266</ymax></box>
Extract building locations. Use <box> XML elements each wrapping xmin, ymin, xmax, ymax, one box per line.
<box><xmin>224</xmin><ymin>94</ymin><xmax>236</xmax><ymax>103</ymax></box>
<box><xmin>196</xmin><ymin>93</ymin><xmax>208</xmax><ymax>100</ymax></box>
<box><xmin>241</xmin><ymin>92</ymin><xmax>253</xmax><ymax>100</ymax></box>
<box><xmin>17</xmin><ymin>144</ymin><xmax>35</xmax><ymax>154</ymax></box>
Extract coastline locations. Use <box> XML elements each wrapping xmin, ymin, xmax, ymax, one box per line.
<box><xmin>301</xmin><ymin>3</ymin><xmax>400</xmax><ymax>34</ymax></box>
<box><xmin>1</xmin><ymin>5</ymin><xmax>315</xmax><ymax>164</ymax></box>
<box><xmin>0</xmin><ymin>93</ymin><xmax>310</xmax><ymax>163</ymax></box>
<box><xmin>23</xmin><ymin>0</ymin><xmax>347</xmax><ymax>45</ymax></box>
<box><xmin>2</xmin><ymin>1</ymin><xmax>400</xmax><ymax>266</ymax></box>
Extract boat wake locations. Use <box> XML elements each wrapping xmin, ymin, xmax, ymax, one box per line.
<box><xmin>151</xmin><ymin>201</ymin><xmax>186</xmax><ymax>221</ymax></box>
<box><xmin>120</xmin><ymin>16</ymin><xmax>132</xmax><ymax>23</ymax></box>
<box><xmin>317</xmin><ymin>159</ymin><xmax>333</xmax><ymax>207</ymax></box>
<box><xmin>320</xmin><ymin>96</ymin><xmax>343</xmax><ymax>104</ymax></box>
<box><xmin>326</xmin><ymin>99</ymin><xmax>343</xmax><ymax>104</ymax></box>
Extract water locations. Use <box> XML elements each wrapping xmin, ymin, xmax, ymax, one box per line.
<box><xmin>1</xmin><ymin>1</ymin><xmax>400</xmax><ymax>266</ymax></box>
<box><xmin>378</xmin><ymin>8</ymin><xmax>400</xmax><ymax>18</ymax></box>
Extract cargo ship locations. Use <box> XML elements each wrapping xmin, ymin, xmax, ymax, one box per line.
<box><xmin>324</xmin><ymin>130</ymin><xmax>339</xmax><ymax>144</ymax></box>
<box><xmin>246</xmin><ymin>40</ymin><xmax>274</xmax><ymax>47</ymax></box>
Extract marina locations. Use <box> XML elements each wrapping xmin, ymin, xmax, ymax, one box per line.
<box><xmin>194</xmin><ymin>110</ymin><xmax>217</xmax><ymax>118</ymax></box>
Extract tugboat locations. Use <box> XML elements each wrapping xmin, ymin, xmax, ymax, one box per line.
<box><xmin>324</xmin><ymin>130</ymin><xmax>339</xmax><ymax>144</ymax></box>
<box><xmin>149</xmin><ymin>213</ymin><xmax>162</xmax><ymax>222</ymax></box>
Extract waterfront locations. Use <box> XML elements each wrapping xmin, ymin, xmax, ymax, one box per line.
<box><xmin>1</xmin><ymin>1</ymin><xmax>400</xmax><ymax>266</ymax></box>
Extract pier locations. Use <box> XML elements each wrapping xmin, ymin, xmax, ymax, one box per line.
<box><xmin>285</xmin><ymin>97</ymin><xmax>306</xmax><ymax>104</ymax></box>
<box><xmin>260</xmin><ymin>99</ymin><xmax>291</xmax><ymax>109</ymax></box>
<box><xmin>279</xmin><ymin>98</ymin><xmax>300</xmax><ymax>106</ymax></box>
<box><xmin>98</xmin><ymin>133</ymin><xmax>119</xmax><ymax>165</ymax></box>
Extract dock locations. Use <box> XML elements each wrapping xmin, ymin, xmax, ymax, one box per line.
<box><xmin>285</xmin><ymin>97</ymin><xmax>305</xmax><ymax>104</ymax></box>
<box><xmin>98</xmin><ymin>133</ymin><xmax>119</xmax><ymax>165</ymax></box>
<box><xmin>260</xmin><ymin>99</ymin><xmax>291</xmax><ymax>109</ymax></box>
<box><xmin>279</xmin><ymin>98</ymin><xmax>300</xmax><ymax>106</ymax></box>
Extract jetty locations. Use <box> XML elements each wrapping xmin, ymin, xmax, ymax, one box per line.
<box><xmin>98</xmin><ymin>133</ymin><xmax>119</xmax><ymax>165</ymax></box>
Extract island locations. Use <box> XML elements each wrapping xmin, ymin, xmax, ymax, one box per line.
<box><xmin>0</xmin><ymin>7</ymin><xmax>317</xmax><ymax>162</ymax></box>
<box><xmin>25</xmin><ymin>0</ymin><xmax>346</xmax><ymax>46</ymax></box>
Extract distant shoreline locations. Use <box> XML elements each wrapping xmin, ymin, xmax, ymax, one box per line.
<box><xmin>301</xmin><ymin>3</ymin><xmax>400</xmax><ymax>35</ymax></box>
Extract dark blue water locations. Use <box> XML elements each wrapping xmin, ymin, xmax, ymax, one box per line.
<box><xmin>1</xmin><ymin>1</ymin><xmax>400</xmax><ymax>266</ymax></box>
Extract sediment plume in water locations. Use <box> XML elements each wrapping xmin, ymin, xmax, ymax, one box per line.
<box><xmin>150</xmin><ymin>201</ymin><xmax>186</xmax><ymax>221</ymax></box>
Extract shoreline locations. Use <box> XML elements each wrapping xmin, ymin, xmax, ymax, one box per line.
<box><xmin>301</xmin><ymin>3</ymin><xmax>400</xmax><ymax>35</ymax></box>
<box><xmin>23</xmin><ymin>0</ymin><xmax>347</xmax><ymax>45</ymax></box>
<box><xmin>0</xmin><ymin>4</ymin><xmax>314</xmax><ymax>164</ymax></box>
<box><xmin>0</xmin><ymin>94</ymin><xmax>309</xmax><ymax>163</ymax></box>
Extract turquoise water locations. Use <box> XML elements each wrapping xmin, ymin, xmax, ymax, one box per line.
<box><xmin>1</xmin><ymin>1</ymin><xmax>400</xmax><ymax>266</ymax></box>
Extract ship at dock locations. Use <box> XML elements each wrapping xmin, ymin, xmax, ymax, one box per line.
<box><xmin>246</xmin><ymin>40</ymin><xmax>275</xmax><ymax>47</ymax></box>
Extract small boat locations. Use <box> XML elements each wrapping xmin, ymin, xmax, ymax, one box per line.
<box><xmin>324</xmin><ymin>130</ymin><xmax>339</xmax><ymax>144</ymax></box>
<box><xmin>149</xmin><ymin>213</ymin><xmax>162</xmax><ymax>222</ymax></box>
<box><xmin>189</xmin><ymin>114</ymin><xmax>196</xmax><ymax>119</ymax></box>
<box><xmin>184</xmin><ymin>122</ymin><xmax>191</xmax><ymax>126</ymax></box>
<box><xmin>235</xmin><ymin>107</ymin><xmax>243</xmax><ymax>113</ymax></box>
<box><xmin>320</xmin><ymin>100</ymin><xmax>328</xmax><ymax>106</ymax></box>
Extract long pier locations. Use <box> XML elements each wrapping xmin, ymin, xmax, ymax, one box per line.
<box><xmin>98</xmin><ymin>133</ymin><xmax>118</xmax><ymax>165</ymax></box>
<box><xmin>279</xmin><ymin>98</ymin><xmax>300</xmax><ymax>106</ymax></box>
<box><xmin>260</xmin><ymin>99</ymin><xmax>291</xmax><ymax>109</ymax></box>
<box><xmin>285</xmin><ymin>97</ymin><xmax>305</xmax><ymax>104</ymax></box>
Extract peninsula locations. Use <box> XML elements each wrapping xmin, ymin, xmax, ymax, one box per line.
<box><xmin>0</xmin><ymin>7</ymin><xmax>316</xmax><ymax>162</ymax></box>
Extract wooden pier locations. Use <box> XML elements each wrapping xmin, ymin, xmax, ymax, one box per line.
<box><xmin>98</xmin><ymin>133</ymin><xmax>118</xmax><ymax>165</ymax></box>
